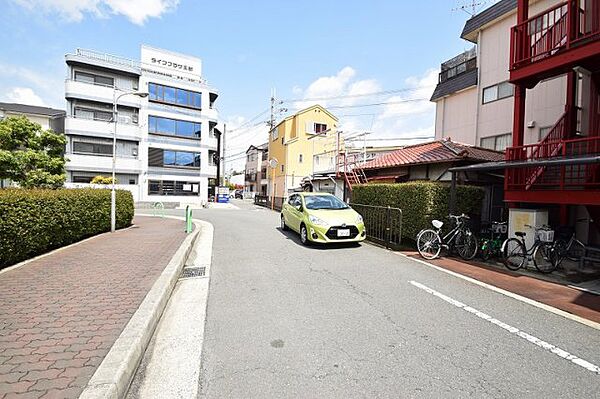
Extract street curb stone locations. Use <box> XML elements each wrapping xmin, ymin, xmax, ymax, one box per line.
<box><xmin>79</xmin><ymin>216</ymin><xmax>200</xmax><ymax>399</ymax></box>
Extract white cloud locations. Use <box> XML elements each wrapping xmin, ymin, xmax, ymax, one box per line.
<box><xmin>3</xmin><ymin>87</ymin><xmax>47</xmax><ymax>106</ymax></box>
<box><xmin>289</xmin><ymin>67</ymin><xmax>437</xmax><ymax>146</ymax></box>
<box><xmin>0</xmin><ymin>62</ymin><xmax>64</xmax><ymax>108</ymax></box>
<box><xmin>12</xmin><ymin>0</ymin><xmax>179</xmax><ymax>25</ymax></box>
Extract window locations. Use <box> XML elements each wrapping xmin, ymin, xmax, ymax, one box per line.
<box><xmin>148</xmin><ymin>116</ymin><xmax>201</xmax><ymax>139</ymax></box>
<box><xmin>148</xmin><ymin>148</ymin><xmax>200</xmax><ymax>168</ymax></box>
<box><xmin>74</xmin><ymin>71</ymin><xmax>114</xmax><ymax>87</ymax></box>
<box><xmin>74</xmin><ymin>107</ymin><xmax>112</xmax><ymax>121</ymax></box>
<box><xmin>483</xmin><ymin>81</ymin><xmax>514</xmax><ymax>104</ymax></box>
<box><xmin>281</xmin><ymin>164</ymin><xmax>284</xmax><ymax>172</ymax></box>
<box><xmin>148</xmin><ymin>180</ymin><xmax>199</xmax><ymax>196</ymax></box>
<box><xmin>288</xmin><ymin>194</ymin><xmax>298</xmax><ymax>205</ymax></box>
<box><xmin>72</xmin><ymin>141</ymin><xmax>112</xmax><ymax>156</ymax></box>
<box><xmin>480</xmin><ymin>133</ymin><xmax>512</xmax><ymax>151</ymax></box>
<box><xmin>148</xmin><ymin>82</ymin><xmax>201</xmax><ymax>109</ymax></box>
<box><xmin>315</xmin><ymin>123</ymin><xmax>327</xmax><ymax>133</ymax></box>
<box><xmin>539</xmin><ymin>126</ymin><xmax>552</xmax><ymax>141</ymax></box>
<box><xmin>271</xmin><ymin>128</ymin><xmax>278</xmax><ymax>141</ymax></box>
<box><xmin>209</xmin><ymin>150</ymin><xmax>217</xmax><ymax>166</ymax></box>
<box><xmin>299</xmin><ymin>154</ymin><xmax>303</xmax><ymax>163</ymax></box>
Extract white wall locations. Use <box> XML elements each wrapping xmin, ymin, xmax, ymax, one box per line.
<box><xmin>434</xmin><ymin>87</ymin><xmax>478</xmax><ymax>144</ymax></box>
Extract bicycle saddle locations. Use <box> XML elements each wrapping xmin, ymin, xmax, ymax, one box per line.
<box><xmin>515</xmin><ymin>231</ymin><xmax>526</xmax><ymax>237</ymax></box>
<box><xmin>432</xmin><ymin>220</ymin><xmax>444</xmax><ymax>229</ymax></box>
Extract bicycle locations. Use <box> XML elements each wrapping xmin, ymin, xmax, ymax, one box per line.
<box><xmin>502</xmin><ymin>224</ymin><xmax>557</xmax><ymax>273</ymax></box>
<box><xmin>416</xmin><ymin>214</ymin><xmax>478</xmax><ymax>260</ymax></box>
<box><xmin>553</xmin><ymin>218</ymin><xmax>589</xmax><ymax>266</ymax></box>
<box><xmin>479</xmin><ymin>221</ymin><xmax>507</xmax><ymax>261</ymax></box>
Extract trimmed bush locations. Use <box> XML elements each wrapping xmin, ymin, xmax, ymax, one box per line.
<box><xmin>352</xmin><ymin>182</ymin><xmax>485</xmax><ymax>241</ymax></box>
<box><xmin>0</xmin><ymin>188</ymin><xmax>134</xmax><ymax>268</ymax></box>
<box><xmin>90</xmin><ymin>175</ymin><xmax>118</xmax><ymax>185</ymax></box>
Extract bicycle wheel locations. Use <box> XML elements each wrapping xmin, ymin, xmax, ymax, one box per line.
<box><xmin>567</xmin><ymin>240</ymin><xmax>585</xmax><ymax>262</ymax></box>
<box><xmin>417</xmin><ymin>229</ymin><xmax>442</xmax><ymax>260</ymax></box>
<box><xmin>533</xmin><ymin>242</ymin><xmax>557</xmax><ymax>273</ymax></box>
<box><xmin>455</xmin><ymin>231</ymin><xmax>478</xmax><ymax>260</ymax></box>
<box><xmin>502</xmin><ymin>238</ymin><xmax>526</xmax><ymax>271</ymax></box>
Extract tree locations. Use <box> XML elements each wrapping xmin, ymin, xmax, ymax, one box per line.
<box><xmin>91</xmin><ymin>175</ymin><xmax>118</xmax><ymax>185</ymax></box>
<box><xmin>0</xmin><ymin>116</ymin><xmax>67</xmax><ymax>188</ymax></box>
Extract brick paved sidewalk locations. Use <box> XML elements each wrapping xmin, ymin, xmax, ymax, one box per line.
<box><xmin>0</xmin><ymin>216</ymin><xmax>187</xmax><ymax>399</ymax></box>
<box><xmin>403</xmin><ymin>251</ymin><xmax>600</xmax><ymax>323</ymax></box>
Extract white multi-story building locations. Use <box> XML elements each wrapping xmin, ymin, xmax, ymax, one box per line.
<box><xmin>64</xmin><ymin>45</ymin><xmax>221</xmax><ymax>204</ymax></box>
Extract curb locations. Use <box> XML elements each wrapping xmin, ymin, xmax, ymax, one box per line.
<box><xmin>79</xmin><ymin>216</ymin><xmax>201</xmax><ymax>399</ymax></box>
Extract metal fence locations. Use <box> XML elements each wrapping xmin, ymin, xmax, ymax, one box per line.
<box><xmin>351</xmin><ymin>203</ymin><xmax>403</xmax><ymax>250</ymax></box>
<box><xmin>254</xmin><ymin>195</ymin><xmax>285</xmax><ymax>211</ymax></box>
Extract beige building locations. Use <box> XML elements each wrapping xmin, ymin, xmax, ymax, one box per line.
<box><xmin>431</xmin><ymin>0</ymin><xmax>567</xmax><ymax>151</ymax></box>
<box><xmin>244</xmin><ymin>143</ymin><xmax>268</xmax><ymax>197</ymax></box>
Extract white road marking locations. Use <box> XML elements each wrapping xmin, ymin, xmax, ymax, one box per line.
<box><xmin>396</xmin><ymin>252</ymin><xmax>600</xmax><ymax>331</ymax></box>
<box><xmin>410</xmin><ymin>280</ymin><xmax>600</xmax><ymax>375</ymax></box>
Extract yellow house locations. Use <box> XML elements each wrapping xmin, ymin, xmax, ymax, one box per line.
<box><xmin>267</xmin><ymin>104</ymin><xmax>340</xmax><ymax>198</ymax></box>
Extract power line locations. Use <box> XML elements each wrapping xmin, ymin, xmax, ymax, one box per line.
<box><xmin>227</xmin><ymin>109</ymin><xmax>270</xmax><ymax>133</ymax></box>
<box><xmin>281</xmin><ymin>86</ymin><xmax>434</xmax><ymax>103</ymax></box>
<box><xmin>327</xmin><ymin>98</ymin><xmax>429</xmax><ymax>110</ymax></box>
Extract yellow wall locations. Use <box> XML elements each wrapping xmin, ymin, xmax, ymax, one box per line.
<box><xmin>267</xmin><ymin>105</ymin><xmax>339</xmax><ymax>197</ymax></box>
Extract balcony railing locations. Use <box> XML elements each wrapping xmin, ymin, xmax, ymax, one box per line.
<box><xmin>74</xmin><ymin>48</ymin><xmax>141</xmax><ymax>70</ymax></box>
<box><xmin>510</xmin><ymin>0</ymin><xmax>600</xmax><ymax>69</ymax></box>
<box><xmin>505</xmin><ymin>136</ymin><xmax>600</xmax><ymax>190</ymax></box>
<box><xmin>439</xmin><ymin>57</ymin><xmax>477</xmax><ymax>83</ymax></box>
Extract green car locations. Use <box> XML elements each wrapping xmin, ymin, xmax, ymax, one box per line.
<box><xmin>280</xmin><ymin>192</ymin><xmax>366</xmax><ymax>245</ymax></box>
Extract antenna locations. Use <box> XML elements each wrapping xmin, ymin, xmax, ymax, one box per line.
<box><xmin>452</xmin><ymin>0</ymin><xmax>489</xmax><ymax>16</ymax></box>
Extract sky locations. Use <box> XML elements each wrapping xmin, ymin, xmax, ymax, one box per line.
<box><xmin>0</xmin><ymin>0</ymin><xmax>498</xmax><ymax>171</ymax></box>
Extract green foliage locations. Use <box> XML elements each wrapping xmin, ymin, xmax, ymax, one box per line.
<box><xmin>0</xmin><ymin>116</ymin><xmax>67</xmax><ymax>188</ymax></box>
<box><xmin>0</xmin><ymin>188</ymin><xmax>134</xmax><ymax>268</ymax></box>
<box><xmin>91</xmin><ymin>175</ymin><xmax>118</xmax><ymax>185</ymax></box>
<box><xmin>352</xmin><ymin>181</ymin><xmax>485</xmax><ymax>240</ymax></box>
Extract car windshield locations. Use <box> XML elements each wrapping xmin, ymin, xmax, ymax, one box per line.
<box><xmin>303</xmin><ymin>195</ymin><xmax>349</xmax><ymax>210</ymax></box>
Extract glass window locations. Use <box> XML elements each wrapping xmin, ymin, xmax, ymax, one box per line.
<box><xmin>193</xmin><ymin>123</ymin><xmax>201</xmax><ymax>138</ymax></box>
<box><xmin>177</xmin><ymin>89</ymin><xmax>188</xmax><ymax>105</ymax></box>
<box><xmin>498</xmin><ymin>82</ymin><xmax>514</xmax><ymax>99</ymax></box>
<box><xmin>304</xmin><ymin>194</ymin><xmax>349</xmax><ymax>210</ymax></box>
<box><xmin>164</xmin><ymin>86</ymin><xmax>176</xmax><ymax>103</ymax></box>
<box><xmin>74</xmin><ymin>72</ymin><xmax>94</xmax><ymax>84</ymax></box>
<box><xmin>483</xmin><ymin>85</ymin><xmax>498</xmax><ymax>103</ymax></box>
<box><xmin>315</xmin><ymin>123</ymin><xmax>327</xmax><ymax>133</ymax></box>
<box><xmin>148</xmin><ymin>116</ymin><xmax>157</xmax><ymax>133</ymax></box>
<box><xmin>95</xmin><ymin>75</ymin><xmax>114</xmax><ymax>86</ymax></box>
<box><xmin>157</xmin><ymin>117</ymin><xmax>176</xmax><ymax>134</ymax></box>
<box><xmin>149</xmin><ymin>83</ymin><xmax>158</xmax><ymax>101</ymax></box>
<box><xmin>176</xmin><ymin>151</ymin><xmax>194</xmax><ymax>167</ymax></box>
<box><xmin>164</xmin><ymin>151</ymin><xmax>176</xmax><ymax>165</ymax></box>
<box><xmin>194</xmin><ymin>153</ymin><xmax>201</xmax><ymax>167</ymax></box>
<box><xmin>177</xmin><ymin>120</ymin><xmax>195</xmax><ymax>137</ymax></box>
<box><xmin>193</xmin><ymin>93</ymin><xmax>201</xmax><ymax>108</ymax></box>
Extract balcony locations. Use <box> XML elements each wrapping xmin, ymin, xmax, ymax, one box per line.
<box><xmin>505</xmin><ymin>135</ymin><xmax>600</xmax><ymax>204</ymax></box>
<box><xmin>65</xmin><ymin>80</ymin><xmax>143</xmax><ymax>108</ymax></box>
<box><xmin>65</xmin><ymin>116</ymin><xmax>141</xmax><ymax>141</ymax></box>
<box><xmin>66</xmin><ymin>153</ymin><xmax>142</xmax><ymax>174</ymax></box>
<box><xmin>510</xmin><ymin>0</ymin><xmax>600</xmax><ymax>83</ymax></box>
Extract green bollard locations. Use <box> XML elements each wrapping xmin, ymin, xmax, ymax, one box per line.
<box><xmin>185</xmin><ymin>206</ymin><xmax>193</xmax><ymax>233</ymax></box>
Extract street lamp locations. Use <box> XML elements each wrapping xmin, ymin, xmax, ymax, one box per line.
<box><xmin>111</xmin><ymin>90</ymin><xmax>148</xmax><ymax>233</ymax></box>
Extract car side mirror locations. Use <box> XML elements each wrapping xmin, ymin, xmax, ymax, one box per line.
<box><xmin>295</xmin><ymin>204</ymin><xmax>303</xmax><ymax>212</ymax></box>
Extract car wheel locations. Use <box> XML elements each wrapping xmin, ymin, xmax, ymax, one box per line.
<box><xmin>300</xmin><ymin>224</ymin><xmax>310</xmax><ymax>246</ymax></box>
<box><xmin>280</xmin><ymin>214</ymin><xmax>288</xmax><ymax>231</ymax></box>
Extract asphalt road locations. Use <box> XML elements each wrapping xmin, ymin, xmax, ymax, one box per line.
<box><xmin>158</xmin><ymin>200</ymin><xmax>599</xmax><ymax>398</ymax></box>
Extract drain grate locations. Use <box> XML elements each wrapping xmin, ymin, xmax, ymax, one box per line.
<box><xmin>181</xmin><ymin>267</ymin><xmax>206</xmax><ymax>278</ymax></box>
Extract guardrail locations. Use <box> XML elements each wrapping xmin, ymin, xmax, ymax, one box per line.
<box><xmin>254</xmin><ymin>195</ymin><xmax>285</xmax><ymax>211</ymax></box>
<box><xmin>351</xmin><ymin>203</ymin><xmax>402</xmax><ymax>250</ymax></box>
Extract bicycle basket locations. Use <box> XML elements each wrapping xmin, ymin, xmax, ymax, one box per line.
<box><xmin>537</xmin><ymin>229</ymin><xmax>554</xmax><ymax>243</ymax></box>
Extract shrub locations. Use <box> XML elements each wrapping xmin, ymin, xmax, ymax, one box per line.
<box><xmin>352</xmin><ymin>181</ymin><xmax>485</xmax><ymax>241</ymax></box>
<box><xmin>91</xmin><ymin>175</ymin><xmax>118</xmax><ymax>185</ymax></box>
<box><xmin>0</xmin><ymin>188</ymin><xmax>134</xmax><ymax>268</ymax></box>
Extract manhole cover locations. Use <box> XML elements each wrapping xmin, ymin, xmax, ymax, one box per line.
<box><xmin>181</xmin><ymin>267</ymin><xmax>206</xmax><ymax>278</ymax></box>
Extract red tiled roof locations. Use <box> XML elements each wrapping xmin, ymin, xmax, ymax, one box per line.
<box><xmin>362</xmin><ymin>139</ymin><xmax>504</xmax><ymax>170</ymax></box>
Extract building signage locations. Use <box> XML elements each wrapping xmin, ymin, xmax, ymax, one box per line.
<box><xmin>141</xmin><ymin>45</ymin><xmax>202</xmax><ymax>82</ymax></box>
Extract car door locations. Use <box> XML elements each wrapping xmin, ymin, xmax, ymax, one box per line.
<box><xmin>288</xmin><ymin>194</ymin><xmax>303</xmax><ymax>232</ymax></box>
<box><xmin>283</xmin><ymin>194</ymin><xmax>298</xmax><ymax>231</ymax></box>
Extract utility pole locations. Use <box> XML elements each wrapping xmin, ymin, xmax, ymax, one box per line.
<box><xmin>221</xmin><ymin>123</ymin><xmax>226</xmax><ymax>186</ymax></box>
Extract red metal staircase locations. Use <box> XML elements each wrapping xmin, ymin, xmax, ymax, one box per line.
<box><xmin>338</xmin><ymin>153</ymin><xmax>368</xmax><ymax>191</ymax></box>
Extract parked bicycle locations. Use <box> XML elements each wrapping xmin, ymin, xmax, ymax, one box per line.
<box><xmin>416</xmin><ymin>214</ymin><xmax>478</xmax><ymax>260</ymax></box>
<box><xmin>479</xmin><ymin>221</ymin><xmax>507</xmax><ymax>261</ymax></box>
<box><xmin>553</xmin><ymin>218</ymin><xmax>589</xmax><ymax>266</ymax></box>
<box><xmin>502</xmin><ymin>224</ymin><xmax>557</xmax><ymax>273</ymax></box>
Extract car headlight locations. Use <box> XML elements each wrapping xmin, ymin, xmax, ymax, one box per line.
<box><xmin>355</xmin><ymin>214</ymin><xmax>363</xmax><ymax>224</ymax></box>
<box><xmin>308</xmin><ymin>215</ymin><xmax>328</xmax><ymax>226</ymax></box>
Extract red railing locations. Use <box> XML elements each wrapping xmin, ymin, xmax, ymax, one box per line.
<box><xmin>510</xmin><ymin>0</ymin><xmax>600</xmax><ymax>69</ymax></box>
<box><xmin>505</xmin><ymin>136</ymin><xmax>600</xmax><ymax>190</ymax></box>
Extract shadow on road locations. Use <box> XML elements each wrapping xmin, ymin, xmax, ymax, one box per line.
<box><xmin>275</xmin><ymin>226</ymin><xmax>362</xmax><ymax>250</ymax></box>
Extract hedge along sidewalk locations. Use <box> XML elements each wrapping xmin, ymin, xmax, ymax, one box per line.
<box><xmin>0</xmin><ymin>216</ymin><xmax>192</xmax><ymax>399</ymax></box>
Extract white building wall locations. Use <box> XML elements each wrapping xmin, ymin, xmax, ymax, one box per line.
<box><xmin>434</xmin><ymin>87</ymin><xmax>478</xmax><ymax>144</ymax></box>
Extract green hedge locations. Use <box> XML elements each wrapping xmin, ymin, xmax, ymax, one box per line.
<box><xmin>352</xmin><ymin>182</ymin><xmax>484</xmax><ymax>241</ymax></box>
<box><xmin>0</xmin><ymin>188</ymin><xmax>134</xmax><ymax>268</ymax></box>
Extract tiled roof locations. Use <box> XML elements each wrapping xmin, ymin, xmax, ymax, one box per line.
<box><xmin>0</xmin><ymin>102</ymin><xmax>65</xmax><ymax>117</ymax></box>
<box><xmin>461</xmin><ymin>0</ymin><xmax>517</xmax><ymax>42</ymax></box>
<box><xmin>430</xmin><ymin>68</ymin><xmax>478</xmax><ymax>101</ymax></box>
<box><xmin>362</xmin><ymin>139</ymin><xmax>504</xmax><ymax>170</ymax></box>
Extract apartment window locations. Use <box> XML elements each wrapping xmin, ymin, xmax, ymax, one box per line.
<box><xmin>148</xmin><ymin>82</ymin><xmax>201</xmax><ymax>109</ymax></box>
<box><xmin>299</xmin><ymin>154</ymin><xmax>303</xmax><ymax>163</ymax></box>
<box><xmin>315</xmin><ymin>123</ymin><xmax>327</xmax><ymax>133</ymax></box>
<box><xmin>148</xmin><ymin>116</ymin><xmax>201</xmax><ymax>139</ymax></box>
<box><xmin>74</xmin><ymin>107</ymin><xmax>112</xmax><ymax>121</ymax></box>
<box><xmin>72</xmin><ymin>141</ymin><xmax>112</xmax><ymax>156</ymax></box>
<box><xmin>271</xmin><ymin>128</ymin><xmax>278</xmax><ymax>141</ymax></box>
<box><xmin>74</xmin><ymin>71</ymin><xmax>114</xmax><ymax>87</ymax></box>
<box><xmin>480</xmin><ymin>133</ymin><xmax>511</xmax><ymax>151</ymax></box>
<box><xmin>281</xmin><ymin>164</ymin><xmax>284</xmax><ymax>172</ymax></box>
<box><xmin>148</xmin><ymin>180</ymin><xmax>199</xmax><ymax>196</ymax></box>
<box><xmin>209</xmin><ymin>150</ymin><xmax>217</xmax><ymax>166</ymax></box>
<box><xmin>148</xmin><ymin>148</ymin><xmax>200</xmax><ymax>168</ymax></box>
<box><xmin>483</xmin><ymin>81</ymin><xmax>514</xmax><ymax>104</ymax></box>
